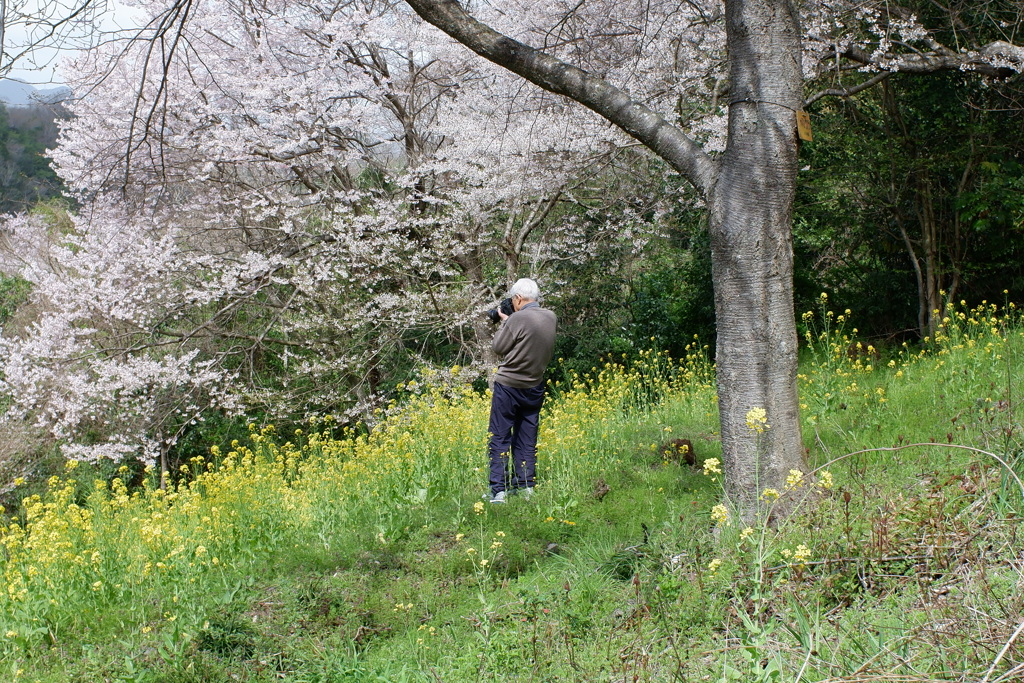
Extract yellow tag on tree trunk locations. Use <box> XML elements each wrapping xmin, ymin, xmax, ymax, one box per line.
<box><xmin>796</xmin><ymin>110</ymin><xmax>813</xmax><ymax>141</ymax></box>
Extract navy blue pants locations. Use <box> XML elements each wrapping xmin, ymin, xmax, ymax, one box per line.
<box><xmin>488</xmin><ymin>382</ymin><xmax>546</xmax><ymax>495</ymax></box>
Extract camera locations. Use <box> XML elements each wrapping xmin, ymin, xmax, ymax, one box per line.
<box><xmin>486</xmin><ymin>298</ymin><xmax>515</xmax><ymax>324</ymax></box>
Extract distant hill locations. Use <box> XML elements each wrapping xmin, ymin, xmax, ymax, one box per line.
<box><xmin>1</xmin><ymin>88</ymin><xmax>69</xmax><ymax>213</ymax></box>
<box><xmin>0</xmin><ymin>80</ymin><xmax>72</xmax><ymax>107</ymax></box>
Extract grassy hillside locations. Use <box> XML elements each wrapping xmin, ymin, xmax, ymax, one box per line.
<box><xmin>2</xmin><ymin>299</ymin><xmax>1022</xmax><ymax>682</ymax></box>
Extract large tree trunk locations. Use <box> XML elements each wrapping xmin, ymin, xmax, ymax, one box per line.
<box><xmin>711</xmin><ymin>0</ymin><xmax>806</xmax><ymax>519</ymax></box>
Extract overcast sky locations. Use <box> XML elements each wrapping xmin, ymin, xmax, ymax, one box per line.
<box><xmin>5</xmin><ymin>1</ymin><xmax>143</xmax><ymax>85</ymax></box>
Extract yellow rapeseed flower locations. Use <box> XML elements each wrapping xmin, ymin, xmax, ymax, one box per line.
<box><xmin>710</xmin><ymin>504</ymin><xmax>730</xmax><ymax>526</ymax></box>
<box><xmin>702</xmin><ymin>458</ymin><xmax>721</xmax><ymax>476</ymax></box>
<box><xmin>817</xmin><ymin>470</ymin><xmax>834</xmax><ymax>490</ymax></box>
<box><xmin>792</xmin><ymin>544</ymin><xmax>811</xmax><ymax>568</ymax></box>
<box><xmin>745</xmin><ymin>407</ymin><xmax>770</xmax><ymax>433</ymax></box>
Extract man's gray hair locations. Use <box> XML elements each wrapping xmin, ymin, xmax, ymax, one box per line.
<box><xmin>509</xmin><ymin>278</ymin><xmax>540</xmax><ymax>301</ymax></box>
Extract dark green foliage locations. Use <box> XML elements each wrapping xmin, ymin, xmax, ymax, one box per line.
<box><xmin>602</xmin><ymin>543</ymin><xmax>651</xmax><ymax>581</ymax></box>
<box><xmin>0</xmin><ymin>102</ymin><xmax>67</xmax><ymax>213</ymax></box>
<box><xmin>548</xmin><ymin>263</ymin><xmax>637</xmax><ymax>382</ymax></box>
<box><xmin>626</xmin><ymin>227</ymin><xmax>716</xmax><ymax>358</ymax></box>
<box><xmin>0</xmin><ymin>273</ymin><xmax>31</xmax><ymax>327</ymax></box>
<box><xmin>196</xmin><ymin>611</ymin><xmax>258</xmax><ymax>657</ymax></box>
<box><xmin>173</xmin><ymin>411</ymin><xmax>268</xmax><ymax>465</ymax></box>
<box><xmin>548</xmin><ymin>188</ymin><xmax>716</xmax><ymax>377</ymax></box>
<box><xmin>956</xmin><ymin>160</ymin><xmax>1024</xmax><ymax>298</ymax></box>
<box><xmin>797</xmin><ymin>70</ymin><xmax>1024</xmax><ymax>339</ymax></box>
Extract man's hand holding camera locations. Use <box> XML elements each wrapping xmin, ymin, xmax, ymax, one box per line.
<box><xmin>487</xmin><ymin>296</ymin><xmax>517</xmax><ymax>324</ymax></box>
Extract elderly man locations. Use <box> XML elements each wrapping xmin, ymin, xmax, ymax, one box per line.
<box><xmin>488</xmin><ymin>278</ymin><xmax>557</xmax><ymax>503</ymax></box>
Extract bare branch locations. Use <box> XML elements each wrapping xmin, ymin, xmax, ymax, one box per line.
<box><xmin>805</xmin><ymin>71</ymin><xmax>891</xmax><ymax>107</ymax></box>
<box><xmin>1</xmin><ymin>0</ymin><xmax>109</xmax><ymax>81</ymax></box>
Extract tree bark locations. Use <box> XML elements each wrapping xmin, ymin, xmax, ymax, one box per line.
<box><xmin>916</xmin><ymin>175</ymin><xmax>941</xmax><ymax>338</ymax></box>
<box><xmin>710</xmin><ymin>0</ymin><xmax>806</xmax><ymax>519</ymax></box>
<box><xmin>896</xmin><ymin>217</ymin><xmax>928</xmax><ymax>337</ymax></box>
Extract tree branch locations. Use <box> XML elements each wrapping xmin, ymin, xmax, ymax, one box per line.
<box><xmin>805</xmin><ymin>71</ymin><xmax>892</xmax><ymax>107</ymax></box>
<box><xmin>401</xmin><ymin>0</ymin><xmax>717</xmax><ymax>196</ymax></box>
<box><xmin>843</xmin><ymin>40</ymin><xmax>1024</xmax><ymax>78</ymax></box>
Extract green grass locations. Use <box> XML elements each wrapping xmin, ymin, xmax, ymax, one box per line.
<box><xmin>2</xmin><ymin>305</ymin><xmax>1024</xmax><ymax>682</ymax></box>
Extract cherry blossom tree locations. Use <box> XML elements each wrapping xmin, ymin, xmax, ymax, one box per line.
<box><xmin>0</xmin><ymin>0</ymin><xmax>672</xmax><ymax>463</ymax></box>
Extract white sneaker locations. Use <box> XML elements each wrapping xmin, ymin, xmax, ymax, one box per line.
<box><xmin>520</xmin><ymin>487</ymin><xmax>534</xmax><ymax>500</ymax></box>
<box><xmin>489</xmin><ymin>490</ymin><xmax>507</xmax><ymax>504</ymax></box>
